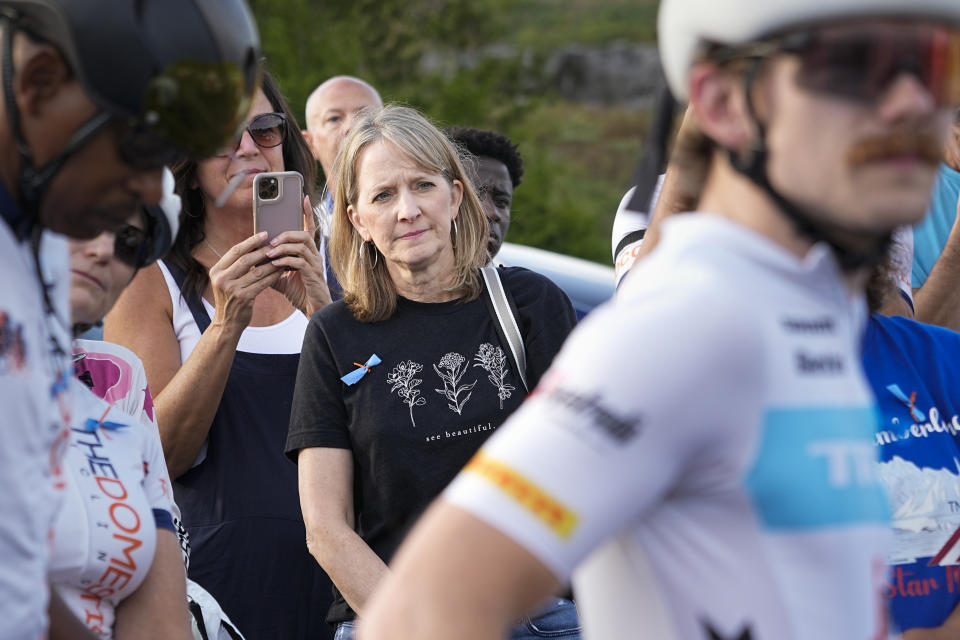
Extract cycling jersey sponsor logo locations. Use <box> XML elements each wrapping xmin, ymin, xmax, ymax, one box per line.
<box><xmin>781</xmin><ymin>316</ymin><xmax>835</xmax><ymax>334</ymax></box>
<box><xmin>795</xmin><ymin>351</ymin><xmax>844</xmax><ymax>375</ymax></box>
<box><xmin>465</xmin><ymin>452</ymin><xmax>578</xmax><ymax>539</ymax></box>
<box><xmin>545</xmin><ymin>387</ymin><xmax>640</xmax><ymax>444</ymax></box>
<box><xmin>746</xmin><ymin>407</ymin><xmax>888</xmax><ymax>530</ymax></box>
<box><xmin>72</xmin><ymin>425</ymin><xmax>148</xmax><ymax>631</ymax></box>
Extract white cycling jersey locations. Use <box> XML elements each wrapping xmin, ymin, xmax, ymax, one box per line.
<box><xmin>0</xmin><ymin>224</ymin><xmax>72</xmax><ymax>639</ymax></box>
<box><xmin>446</xmin><ymin>213</ymin><xmax>891</xmax><ymax>640</ymax></box>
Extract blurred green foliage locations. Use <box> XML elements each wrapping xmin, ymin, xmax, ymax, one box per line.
<box><xmin>248</xmin><ymin>0</ymin><xmax>658</xmax><ymax>264</ymax></box>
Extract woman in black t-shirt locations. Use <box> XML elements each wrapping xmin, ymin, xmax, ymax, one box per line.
<box><xmin>285</xmin><ymin>105</ymin><xmax>579</xmax><ymax>640</ymax></box>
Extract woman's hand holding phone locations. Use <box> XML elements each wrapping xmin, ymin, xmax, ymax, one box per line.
<box><xmin>267</xmin><ymin>195</ymin><xmax>332</xmax><ymax>316</ymax></box>
<box><xmin>208</xmin><ymin>231</ymin><xmax>284</xmax><ymax>335</ymax></box>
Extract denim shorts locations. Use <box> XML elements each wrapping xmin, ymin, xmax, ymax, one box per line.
<box><xmin>334</xmin><ymin>598</ymin><xmax>580</xmax><ymax>639</ymax></box>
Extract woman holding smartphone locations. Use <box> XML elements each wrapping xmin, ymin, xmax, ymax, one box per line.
<box><xmin>105</xmin><ymin>71</ymin><xmax>334</xmax><ymax>640</ymax></box>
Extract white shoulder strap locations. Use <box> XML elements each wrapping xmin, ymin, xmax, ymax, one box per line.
<box><xmin>481</xmin><ymin>265</ymin><xmax>528</xmax><ymax>392</ymax></box>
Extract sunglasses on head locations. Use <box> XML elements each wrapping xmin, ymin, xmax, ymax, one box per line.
<box><xmin>215</xmin><ymin>112</ymin><xmax>286</xmax><ymax>158</ymax></box>
<box><xmin>715</xmin><ymin>22</ymin><xmax>960</xmax><ymax>106</ymax></box>
<box><xmin>113</xmin><ymin>223</ymin><xmax>150</xmax><ymax>268</ymax></box>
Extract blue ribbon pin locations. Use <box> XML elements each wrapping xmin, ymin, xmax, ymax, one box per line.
<box><xmin>341</xmin><ymin>354</ymin><xmax>381</xmax><ymax>385</ymax></box>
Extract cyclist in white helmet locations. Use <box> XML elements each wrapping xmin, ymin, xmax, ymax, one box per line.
<box><xmin>360</xmin><ymin>1</ymin><xmax>960</xmax><ymax>639</ymax></box>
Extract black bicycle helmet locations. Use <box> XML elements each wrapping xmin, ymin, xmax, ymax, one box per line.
<box><xmin>1</xmin><ymin>0</ymin><xmax>260</xmax><ymax>158</ymax></box>
<box><xmin>0</xmin><ymin>0</ymin><xmax>260</xmax><ymax>228</ymax></box>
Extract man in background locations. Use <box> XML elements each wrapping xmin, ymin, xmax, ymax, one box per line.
<box><xmin>445</xmin><ymin>126</ymin><xmax>524</xmax><ymax>258</ymax></box>
<box><xmin>303</xmin><ymin>76</ymin><xmax>382</xmax><ymax>295</ymax></box>
<box><xmin>303</xmin><ymin>75</ymin><xmax>383</xmax><ymax>217</ymax></box>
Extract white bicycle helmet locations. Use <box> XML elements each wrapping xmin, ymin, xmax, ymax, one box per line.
<box><xmin>659</xmin><ymin>0</ymin><xmax>960</xmax><ymax>99</ymax></box>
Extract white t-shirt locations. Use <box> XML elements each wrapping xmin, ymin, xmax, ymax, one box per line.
<box><xmin>49</xmin><ymin>383</ymin><xmax>175</xmax><ymax>639</ymax></box>
<box><xmin>0</xmin><ymin>224</ymin><xmax>73</xmax><ymax>639</ymax></box>
<box><xmin>446</xmin><ymin>214</ymin><xmax>891</xmax><ymax>640</ymax></box>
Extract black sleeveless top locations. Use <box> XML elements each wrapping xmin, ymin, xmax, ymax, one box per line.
<box><xmin>163</xmin><ymin>260</ymin><xmax>334</xmax><ymax>640</ymax></box>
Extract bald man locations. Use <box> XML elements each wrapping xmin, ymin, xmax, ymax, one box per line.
<box><xmin>303</xmin><ymin>75</ymin><xmax>383</xmax><ymax>201</ymax></box>
<box><xmin>303</xmin><ymin>76</ymin><xmax>382</xmax><ymax>297</ymax></box>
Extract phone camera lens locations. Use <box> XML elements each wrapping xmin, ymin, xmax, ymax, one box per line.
<box><xmin>259</xmin><ymin>177</ymin><xmax>279</xmax><ymax>200</ymax></box>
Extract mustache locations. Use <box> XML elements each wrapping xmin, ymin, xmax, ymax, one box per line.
<box><xmin>846</xmin><ymin>131</ymin><xmax>943</xmax><ymax>167</ymax></box>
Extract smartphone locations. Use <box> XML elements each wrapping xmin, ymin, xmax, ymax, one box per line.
<box><xmin>253</xmin><ymin>171</ymin><xmax>304</xmax><ymax>244</ymax></box>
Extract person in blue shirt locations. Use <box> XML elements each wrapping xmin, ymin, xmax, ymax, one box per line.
<box><xmin>863</xmin><ymin>257</ymin><xmax>960</xmax><ymax>638</ymax></box>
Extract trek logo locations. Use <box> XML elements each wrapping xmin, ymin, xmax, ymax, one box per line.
<box><xmin>781</xmin><ymin>316</ymin><xmax>835</xmax><ymax>334</ymax></box>
<box><xmin>806</xmin><ymin>440</ymin><xmax>876</xmax><ymax>488</ymax></box>
<box><xmin>795</xmin><ymin>351</ymin><xmax>844</xmax><ymax>375</ymax></box>
<box><xmin>547</xmin><ymin>387</ymin><xmax>640</xmax><ymax>444</ymax></box>
<box><xmin>746</xmin><ymin>407</ymin><xmax>888</xmax><ymax>530</ymax></box>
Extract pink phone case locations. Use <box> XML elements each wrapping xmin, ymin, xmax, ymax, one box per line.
<box><xmin>253</xmin><ymin>171</ymin><xmax>304</xmax><ymax>243</ymax></box>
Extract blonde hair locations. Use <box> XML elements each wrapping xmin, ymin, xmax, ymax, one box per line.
<box><xmin>330</xmin><ymin>105</ymin><xmax>489</xmax><ymax>322</ymax></box>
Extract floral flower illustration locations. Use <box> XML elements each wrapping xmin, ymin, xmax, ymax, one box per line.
<box><xmin>387</xmin><ymin>360</ymin><xmax>426</xmax><ymax>427</ymax></box>
<box><xmin>473</xmin><ymin>343</ymin><xmax>515</xmax><ymax>409</ymax></box>
<box><xmin>433</xmin><ymin>351</ymin><xmax>477</xmax><ymax>415</ymax></box>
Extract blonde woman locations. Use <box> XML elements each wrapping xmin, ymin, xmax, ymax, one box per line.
<box><xmin>286</xmin><ymin>105</ymin><xmax>580</xmax><ymax>640</ymax></box>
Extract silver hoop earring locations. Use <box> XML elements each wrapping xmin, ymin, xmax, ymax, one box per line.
<box><xmin>371</xmin><ymin>245</ymin><xmax>378</xmax><ymax>269</ymax></box>
<box><xmin>451</xmin><ymin>218</ymin><xmax>458</xmax><ymax>248</ymax></box>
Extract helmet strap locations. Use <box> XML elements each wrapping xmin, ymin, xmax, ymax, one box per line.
<box><xmin>725</xmin><ymin>58</ymin><xmax>892</xmax><ymax>272</ymax></box>
<box><xmin>1</xmin><ymin>16</ymin><xmax>112</xmax><ymax>234</ymax></box>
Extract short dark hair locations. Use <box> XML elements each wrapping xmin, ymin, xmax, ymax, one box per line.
<box><xmin>444</xmin><ymin>126</ymin><xmax>524</xmax><ymax>188</ymax></box>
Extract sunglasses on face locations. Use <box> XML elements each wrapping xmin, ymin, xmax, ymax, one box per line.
<box><xmin>717</xmin><ymin>22</ymin><xmax>960</xmax><ymax>106</ymax></box>
<box><xmin>215</xmin><ymin>112</ymin><xmax>286</xmax><ymax>157</ymax></box>
<box><xmin>113</xmin><ymin>224</ymin><xmax>150</xmax><ymax>268</ymax></box>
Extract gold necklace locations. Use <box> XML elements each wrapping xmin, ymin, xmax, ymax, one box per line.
<box><xmin>204</xmin><ymin>238</ymin><xmax>224</xmax><ymax>259</ymax></box>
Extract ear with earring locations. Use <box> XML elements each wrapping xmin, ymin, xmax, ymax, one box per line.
<box><xmin>359</xmin><ymin>240</ymin><xmax>378</xmax><ymax>269</ymax></box>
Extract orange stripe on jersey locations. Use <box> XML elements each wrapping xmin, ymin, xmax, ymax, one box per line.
<box><xmin>464</xmin><ymin>452</ymin><xmax>579</xmax><ymax>539</ymax></box>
